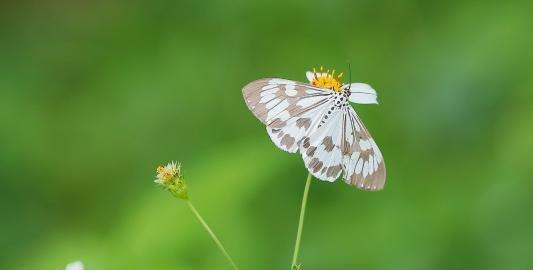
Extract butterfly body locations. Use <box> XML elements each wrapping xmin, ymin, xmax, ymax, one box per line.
<box><xmin>242</xmin><ymin>69</ymin><xmax>386</xmax><ymax>191</ymax></box>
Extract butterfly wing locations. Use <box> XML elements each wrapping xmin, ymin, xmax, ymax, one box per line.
<box><xmin>341</xmin><ymin>106</ymin><xmax>386</xmax><ymax>190</ymax></box>
<box><xmin>299</xmin><ymin>104</ymin><xmax>345</xmax><ymax>181</ymax></box>
<box><xmin>243</xmin><ymin>78</ymin><xmax>333</xmax><ymax>153</ymax></box>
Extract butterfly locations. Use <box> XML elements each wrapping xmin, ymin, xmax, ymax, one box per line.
<box><xmin>242</xmin><ymin>67</ymin><xmax>386</xmax><ymax>191</ymax></box>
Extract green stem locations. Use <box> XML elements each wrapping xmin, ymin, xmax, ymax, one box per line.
<box><xmin>186</xmin><ymin>200</ymin><xmax>239</xmax><ymax>270</ymax></box>
<box><xmin>291</xmin><ymin>172</ymin><xmax>312</xmax><ymax>269</ymax></box>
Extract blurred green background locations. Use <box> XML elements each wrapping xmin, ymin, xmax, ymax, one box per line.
<box><xmin>1</xmin><ymin>0</ymin><xmax>533</xmax><ymax>269</ymax></box>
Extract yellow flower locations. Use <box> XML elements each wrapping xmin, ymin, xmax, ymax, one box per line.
<box><xmin>306</xmin><ymin>66</ymin><xmax>344</xmax><ymax>92</ymax></box>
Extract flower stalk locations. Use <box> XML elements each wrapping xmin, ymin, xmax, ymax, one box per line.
<box><xmin>155</xmin><ymin>162</ymin><xmax>239</xmax><ymax>270</ymax></box>
<box><xmin>291</xmin><ymin>172</ymin><xmax>312</xmax><ymax>270</ymax></box>
<box><xmin>186</xmin><ymin>200</ymin><xmax>239</xmax><ymax>270</ymax></box>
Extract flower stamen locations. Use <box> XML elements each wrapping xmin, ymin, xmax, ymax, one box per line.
<box><xmin>310</xmin><ymin>66</ymin><xmax>344</xmax><ymax>92</ymax></box>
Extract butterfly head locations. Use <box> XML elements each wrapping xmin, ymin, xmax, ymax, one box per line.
<box><xmin>306</xmin><ymin>66</ymin><xmax>345</xmax><ymax>92</ymax></box>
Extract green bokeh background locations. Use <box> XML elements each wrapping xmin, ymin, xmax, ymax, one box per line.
<box><xmin>1</xmin><ymin>1</ymin><xmax>533</xmax><ymax>269</ymax></box>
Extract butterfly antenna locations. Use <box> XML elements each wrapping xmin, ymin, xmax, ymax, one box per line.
<box><xmin>347</xmin><ymin>61</ymin><xmax>352</xmax><ymax>90</ymax></box>
<box><xmin>349</xmin><ymin>62</ymin><xmax>352</xmax><ymax>84</ymax></box>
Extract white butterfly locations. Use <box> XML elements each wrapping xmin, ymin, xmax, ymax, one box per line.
<box><xmin>242</xmin><ymin>67</ymin><xmax>386</xmax><ymax>191</ymax></box>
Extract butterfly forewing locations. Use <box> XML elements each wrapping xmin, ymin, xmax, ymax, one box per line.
<box><xmin>242</xmin><ymin>78</ymin><xmax>331</xmax><ymax>127</ymax></box>
<box><xmin>299</xmin><ymin>105</ymin><xmax>345</xmax><ymax>181</ymax></box>
<box><xmin>243</xmin><ymin>78</ymin><xmax>333</xmax><ymax>152</ymax></box>
<box><xmin>341</xmin><ymin>106</ymin><xmax>386</xmax><ymax>190</ymax></box>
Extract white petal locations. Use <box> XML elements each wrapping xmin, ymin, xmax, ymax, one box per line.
<box><xmin>66</xmin><ymin>261</ymin><xmax>84</xmax><ymax>270</ymax></box>
<box><xmin>305</xmin><ymin>71</ymin><xmax>315</xmax><ymax>82</ymax></box>
<box><xmin>345</xmin><ymin>83</ymin><xmax>378</xmax><ymax>104</ymax></box>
